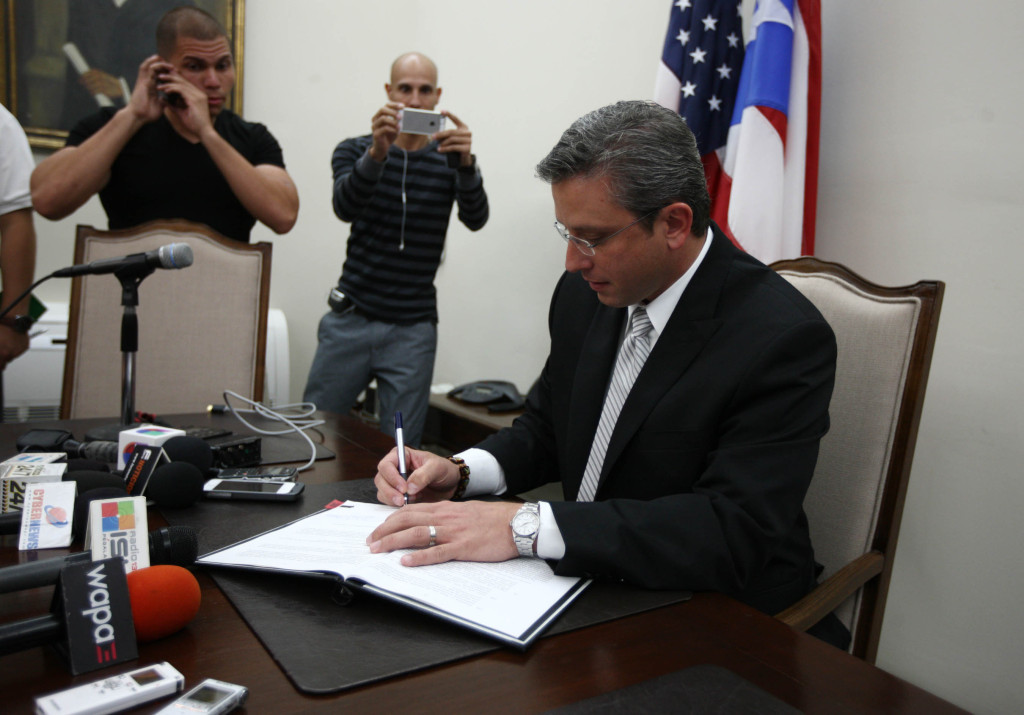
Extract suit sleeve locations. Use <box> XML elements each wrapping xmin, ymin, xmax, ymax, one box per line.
<box><xmin>548</xmin><ymin>316</ymin><xmax>836</xmax><ymax>599</ymax></box>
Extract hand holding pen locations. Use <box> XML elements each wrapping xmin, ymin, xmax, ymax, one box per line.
<box><xmin>395</xmin><ymin>411</ymin><xmax>409</xmax><ymax>504</ymax></box>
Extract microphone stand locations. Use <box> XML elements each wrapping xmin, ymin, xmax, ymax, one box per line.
<box><xmin>84</xmin><ymin>264</ymin><xmax>157</xmax><ymax>442</ymax></box>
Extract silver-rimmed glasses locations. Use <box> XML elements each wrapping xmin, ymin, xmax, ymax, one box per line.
<box><xmin>554</xmin><ymin>207</ymin><xmax>662</xmax><ymax>256</ymax></box>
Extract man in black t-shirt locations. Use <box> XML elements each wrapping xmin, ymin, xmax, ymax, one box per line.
<box><xmin>32</xmin><ymin>7</ymin><xmax>298</xmax><ymax>243</ymax></box>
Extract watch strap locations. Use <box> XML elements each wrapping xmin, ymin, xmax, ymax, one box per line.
<box><xmin>511</xmin><ymin>502</ymin><xmax>540</xmax><ymax>557</ymax></box>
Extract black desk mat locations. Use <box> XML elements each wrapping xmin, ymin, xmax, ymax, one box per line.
<box><xmin>546</xmin><ymin>664</ymin><xmax>799</xmax><ymax>714</ymax></box>
<box><xmin>163</xmin><ymin>481</ymin><xmax>691</xmax><ymax>694</ymax></box>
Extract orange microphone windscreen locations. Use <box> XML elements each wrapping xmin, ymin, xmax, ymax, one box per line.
<box><xmin>125</xmin><ymin>565</ymin><xmax>201</xmax><ymax>643</ymax></box>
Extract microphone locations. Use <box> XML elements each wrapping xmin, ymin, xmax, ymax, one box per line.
<box><xmin>162</xmin><ymin>436</ymin><xmax>214</xmax><ymax>474</ymax></box>
<box><xmin>52</xmin><ymin>243</ymin><xmax>194</xmax><ymax>278</ymax></box>
<box><xmin>145</xmin><ymin>462</ymin><xmax>205</xmax><ymax>509</ymax></box>
<box><xmin>63</xmin><ymin>438</ymin><xmax>119</xmax><ymax>465</ymax></box>
<box><xmin>126</xmin><ymin>565</ymin><xmax>202</xmax><ymax>642</ymax></box>
<box><xmin>65</xmin><ymin>458</ymin><xmax>111</xmax><ymax>473</ymax></box>
<box><xmin>0</xmin><ymin>526</ymin><xmax>199</xmax><ymax>594</ymax></box>
<box><xmin>0</xmin><ymin>562</ymin><xmax>201</xmax><ymax>657</ymax></box>
<box><xmin>138</xmin><ymin>437</ymin><xmax>213</xmax><ymax>510</ymax></box>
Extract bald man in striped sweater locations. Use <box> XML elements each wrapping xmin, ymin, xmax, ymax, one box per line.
<box><xmin>304</xmin><ymin>52</ymin><xmax>489</xmax><ymax>446</ymax></box>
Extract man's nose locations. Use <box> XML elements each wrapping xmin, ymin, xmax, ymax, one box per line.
<box><xmin>202</xmin><ymin>68</ymin><xmax>220</xmax><ymax>87</ymax></box>
<box><xmin>565</xmin><ymin>241</ymin><xmax>590</xmax><ymax>273</ymax></box>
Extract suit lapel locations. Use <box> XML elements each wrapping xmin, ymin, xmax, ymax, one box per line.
<box><xmin>594</xmin><ymin>230</ymin><xmax>737</xmax><ymax>495</ymax></box>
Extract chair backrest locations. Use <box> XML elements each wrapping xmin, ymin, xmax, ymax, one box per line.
<box><xmin>772</xmin><ymin>257</ymin><xmax>943</xmax><ymax>658</ymax></box>
<box><xmin>61</xmin><ymin>220</ymin><xmax>272</xmax><ymax>420</ymax></box>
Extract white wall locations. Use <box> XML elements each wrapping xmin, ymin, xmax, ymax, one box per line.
<box><xmin>25</xmin><ymin>1</ymin><xmax>1023</xmax><ymax>711</ymax></box>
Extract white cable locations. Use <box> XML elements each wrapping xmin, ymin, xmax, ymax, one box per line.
<box><xmin>400</xmin><ymin>147</ymin><xmax>408</xmax><ymax>251</ymax></box>
<box><xmin>220</xmin><ymin>390</ymin><xmax>324</xmax><ymax>472</ymax></box>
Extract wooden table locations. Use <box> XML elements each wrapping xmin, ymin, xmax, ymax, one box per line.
<box><xmin>0</xmin><ymin>412</ymin><xmax>961</xmax><ymax>713</ymax></box>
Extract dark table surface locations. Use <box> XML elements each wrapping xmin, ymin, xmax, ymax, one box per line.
<box><xmin>0</xmin><ymin>411</ymin><xmax>962</xmax><ymax>713</ymax></box>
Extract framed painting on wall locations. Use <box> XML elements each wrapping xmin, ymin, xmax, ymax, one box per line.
<box><xmin>1</xmin><ymin>0</ymin><xmax>245</xmax><ymax>149</ymax></box>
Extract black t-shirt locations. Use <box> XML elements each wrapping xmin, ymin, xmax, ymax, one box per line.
<box><xmin>66</xmin><ymin>109</ymin><xmax>285</xmax><ymax>242</ymax></box>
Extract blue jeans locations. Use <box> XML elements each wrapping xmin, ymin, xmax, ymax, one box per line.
<box><xmin>303</xmin><ymin>306</ymin><xmax>436</xmax><ymax>447</ymax></box>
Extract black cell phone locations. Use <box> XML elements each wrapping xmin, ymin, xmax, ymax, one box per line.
<box><xmin>159</xmin><ymin>91</ymin><xmax>187</xmax><ymax>108</ymax></box>
<box><xmin>203</xmin><ymin>478</ymin><xmax>304</xmax><ymax>501</ymax></box>
<box><xmin>217</xmin><ymin>465</ymin><xmax>297</xmax><ymax>480</ymax></box>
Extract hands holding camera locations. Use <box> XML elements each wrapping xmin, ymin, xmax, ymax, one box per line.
<box><xmin>369</xmin><ymin>102</ymin><xmax>474</xmax><ymax>167</ymax></box>
<box><xmin>435</xmin><ymin>110</ymin><xmax>475</xmax><ymax>167</ymax></box>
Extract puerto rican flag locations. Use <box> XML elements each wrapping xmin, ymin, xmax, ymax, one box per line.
<box><xmin>654</xmin><ymin>0</ymin><xmax>822</xmax><ymax>262</ymax></box>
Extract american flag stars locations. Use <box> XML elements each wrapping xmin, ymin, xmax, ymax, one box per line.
<box><xmin>658</xmin><ymin>0</ymin><xmax>745</xmax><ymax>156</ymax></box>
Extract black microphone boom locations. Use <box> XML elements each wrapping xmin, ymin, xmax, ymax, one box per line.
<box><xmin>52</xmin><ymin>243</ymin><xmax>194</xmax><ymax>278</ymax></box>
<box><xmin>0</xmin><ymin>526</ymin><xmax>199</xmax><ymax>594</ymax></box>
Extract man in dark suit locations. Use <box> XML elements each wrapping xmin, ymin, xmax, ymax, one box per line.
<box><xmin>370</xmin><ymin>100</ymin><xmax>848</xmax><ymax>646</ymax></box>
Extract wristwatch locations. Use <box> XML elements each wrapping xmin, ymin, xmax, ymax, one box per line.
<box><xmin>0</xmin><ymin>314</ymin><xmax>32</xmax><ymax>334</ymax></box>
<box><xmin>510</xmin><ymin>502</ymin><xmax>540</xmax><ymax>557</ymax></box>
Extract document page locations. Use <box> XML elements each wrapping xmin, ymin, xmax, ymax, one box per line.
<box><xmin>198</xmin><ymin>502</ymin><xmax>586</xmax><ymax>641</ymax></box>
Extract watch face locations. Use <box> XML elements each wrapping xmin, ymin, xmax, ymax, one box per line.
<box><xmin>512</xmin><ymin>510</ymin><xmax>539</xmax><ymax>536</ymax></box>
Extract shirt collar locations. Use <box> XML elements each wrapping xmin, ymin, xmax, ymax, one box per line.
<box><xmin>628</xmin><ymin>226</ymin><xmax>714</xmax><ymax>341</ymax></box>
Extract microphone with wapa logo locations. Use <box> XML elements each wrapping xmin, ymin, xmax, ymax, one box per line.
<box><xmin>0</xmin><ymin>557</ymin><xmax>201</xmax><ymax>674</ymax></box>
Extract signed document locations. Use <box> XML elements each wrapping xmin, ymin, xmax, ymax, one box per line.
<box><xmin>197</xmin><ymin>501</ymin><xmax>589</xmax><ymax>648</ymax></box>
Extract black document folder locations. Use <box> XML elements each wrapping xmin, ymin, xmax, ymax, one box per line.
<box><xmin>197</xmin><ymin>501</ymin><xmax>590</xmax><ymax>649</ymax></box>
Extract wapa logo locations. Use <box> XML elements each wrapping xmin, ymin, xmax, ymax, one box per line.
<box><xmin>83</xmin><ymin>562</ymin><xmax>121</xmax><ymax>663</ymax></box>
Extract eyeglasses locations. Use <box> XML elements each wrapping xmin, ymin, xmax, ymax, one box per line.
<box><xmin>554</xmin><ymin>208</ymin><xmax>662</xmax><ymax>256</ymax></box>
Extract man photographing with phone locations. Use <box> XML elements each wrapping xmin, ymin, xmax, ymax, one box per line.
<box><xmin>31</xmin><ymin>6</ymin><xmax>298</xmax><ymax>243</ymax></box>
<box><xmin>304</xmin><ymin>52</ymin><xmax>489</xmax><ymax>448</ymax></box>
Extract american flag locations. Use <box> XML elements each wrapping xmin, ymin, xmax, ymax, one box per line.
<box><xmin>655</xmin><ymin>0</ymin><xmax>822</xmax><ymax>262</ymax></box>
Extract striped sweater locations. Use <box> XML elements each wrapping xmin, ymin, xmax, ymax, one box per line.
<box><xmin>331</xmin><ymin>135</ymin><xmax>489</xmax><ymax>322</ymax></box>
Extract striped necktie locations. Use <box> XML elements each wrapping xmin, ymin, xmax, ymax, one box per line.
<box><xmin>577</xmin><ymin>306</ymin><xmax>653</xmax><ymax>502</ymax></box>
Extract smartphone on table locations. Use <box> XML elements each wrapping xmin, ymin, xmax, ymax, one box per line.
<box><xmin>203</xmin><ymin>478</ymin><xmax>304</xmax><ymax>501</ymax></box>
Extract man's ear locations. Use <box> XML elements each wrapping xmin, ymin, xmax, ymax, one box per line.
<box><xmin>663</xmin><ymin>202</ymin><xmax>694</xmax><ymax>249</ymax></box>
<box><xmin>384</xmin><ymin>83</ymin><xmax>392</xmax><ymax>96</ymax></box>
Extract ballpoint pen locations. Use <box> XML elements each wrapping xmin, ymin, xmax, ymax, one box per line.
<box><xmin>395</xmin><ymin>411</ymin><xmax>408</xmax><ymax>504</ymax></box>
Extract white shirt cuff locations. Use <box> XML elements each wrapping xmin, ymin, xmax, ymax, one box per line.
<box><xmin>536</xmin><ymin>501</ymin><xmax>566</xmax><ymax>560</ymax></box>
<box><xmin>455</xmin><ymin>448</ymin><xmax>506</xmax><ymax>496</ymax></box>
<box><xmin>454</xmin><ymin>449</ymin><xmax>566</xmax><ymax>560</ymax></box>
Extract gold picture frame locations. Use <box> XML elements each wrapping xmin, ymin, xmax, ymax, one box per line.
<box><xmin>2</xmin><ymin>0</ymin><xmax>245</xmax><ymax>150</ymax></box>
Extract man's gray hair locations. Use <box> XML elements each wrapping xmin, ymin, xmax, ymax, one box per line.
<box><xmin>536</xmin><ymin>100</ymin><xmax>711</xmax><ymax>235</ymax></box>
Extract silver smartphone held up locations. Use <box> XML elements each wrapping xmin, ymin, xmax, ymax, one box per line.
<box><xmin>203</xmin><ymin>478</ymin><xmax>304</xmax><ymax>501</ymax></box>
<box><xmin>398</xmin><ymin>108</ymin><xmax>445</xmax><ymax>135</ymax></box>
<box><xmin>154</xmin><ymin>678</ymin><xmax>248</xmax><ymax>714</ymax></box>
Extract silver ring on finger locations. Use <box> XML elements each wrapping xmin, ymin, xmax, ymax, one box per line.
<box><xmin>427</xmin><ymin>525</ymin><xmax>437</xmax><ymax>548</ymax></box>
